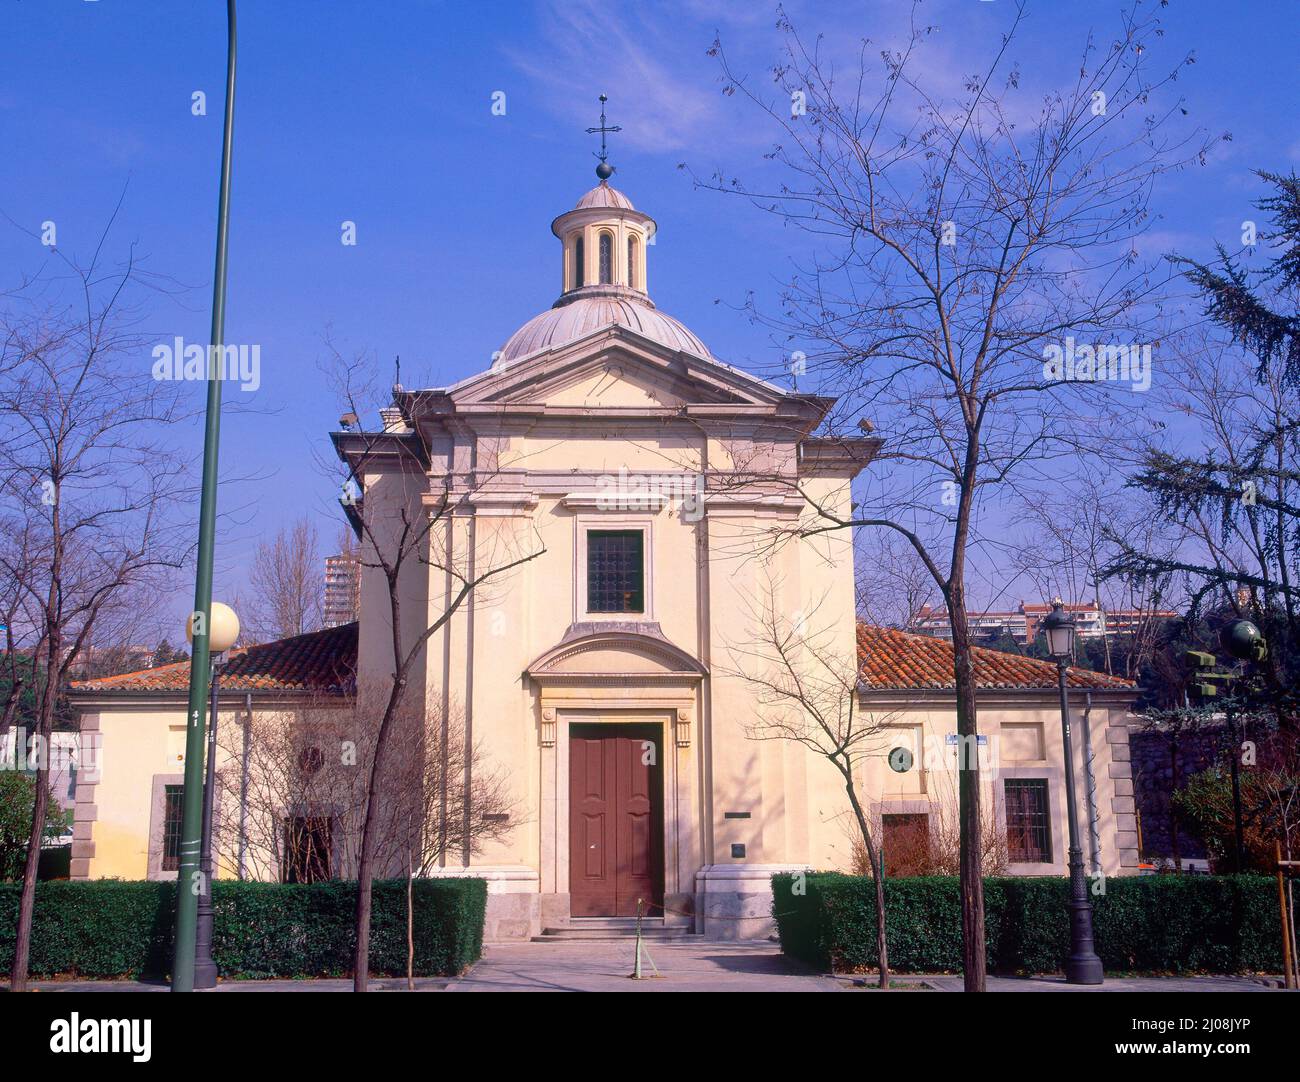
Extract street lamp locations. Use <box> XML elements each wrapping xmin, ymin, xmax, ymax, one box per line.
<box><xmin>185</xmin><ymin>601</ymin><xmax>239</xmax><ymax>990</ymax></box>
<box><xmin>173</xmin><ymin>0</ymin><xmax>238</xmax><ymax>994</ymax></box>
<box><xmin>1040</xmin><ymin>598</ymin><xmax>1104</xmax><ymax>985</ymax></box>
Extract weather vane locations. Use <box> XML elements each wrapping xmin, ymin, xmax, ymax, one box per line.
<box><xmin>585</xmin><ymin>93</ymin><xmax>621</xmax><ymax>180</ymax></box>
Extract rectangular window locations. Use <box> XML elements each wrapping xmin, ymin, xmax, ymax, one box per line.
<box><xmin>1005</xmin><ymin>779</ymin><xmax>1052</xmax><ymax>863</ymax></box>
<box><xmin>162</xmin><ymin>785</ymin><xmax>184</xmax><ymax>872</ymax></box>
<box><xmin>586</xmin><ymin>529</ymin><xmax>644</xmax><ymax>613</ymax></box>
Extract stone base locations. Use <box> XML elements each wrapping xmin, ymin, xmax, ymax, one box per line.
<box><xmin>694</xmin><ymin>863</ymin><xmax>810</xmax><ymax>940</ymax></box>
<box><xmin>484</xmin><ymin>891</ymin><xmax>541</xmax><ymax>942</ymax></box>
<box><xmin>663</xmin><ymin>891</ymin><xmax>694</xmax><ymax>928</ymax></box>
<box><xmin>428</xmin><ymin>865</ymin><xmax>542</xmax><ymax>942</ymax></box>
<box><xmin>539</xmin><ymin>891</ymin><xmax>571</xmax><ymax>929</ymax></box>
<box><xmin>432</xmin><ymin>864</ymin><xmax>809</xmax><ymax>942</ymax></box>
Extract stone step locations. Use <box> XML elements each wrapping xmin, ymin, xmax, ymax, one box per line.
<box><xmin>564</xmin><ymin>916</ymin><xmax>663</xmax><ymax>928</ymax></box>
<box><xmin>532</xmin><ymin>920</ymin><xmax>697</xmax><ymax>942</ymax></box>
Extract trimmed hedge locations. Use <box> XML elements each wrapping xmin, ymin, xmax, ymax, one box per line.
<box><xmin>772</xmin><ymin>872</ymin><xmax>1284</xmax><ymax>975</ymax></box>
<box><xmin>0</xmin><ymin>877</ymin><xmax>486</xmax><ymax>980</ymax></box>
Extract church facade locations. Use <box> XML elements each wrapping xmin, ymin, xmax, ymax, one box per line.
<box><xmin>335</xmin><ymin>175</ymin><xmax>877</xmax><ymax>939</ymax></box>
<box><xmin>69</xmin><ymin>171</ymin><xmax>1141</xmax><ymax>941</ymax></box>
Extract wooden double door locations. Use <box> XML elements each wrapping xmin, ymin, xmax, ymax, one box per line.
<box><xmin>569</xmin><ymin>724</ymin><xmax>664</xmax><ymax>917</ymax></box>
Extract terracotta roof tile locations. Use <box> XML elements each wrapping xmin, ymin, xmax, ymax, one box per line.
<box><xmin>857</xmin><ymin>624</ymin><xmax>1134</xmax><ymax>692</ymax></box>
<box><xmin>69</xmin><ymin>623</ymin><xmax>357</xmax><ymax>696</ymax></box>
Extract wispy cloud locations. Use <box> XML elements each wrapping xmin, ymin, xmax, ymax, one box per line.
<box><xmin>508</xmin><ymin>1</ymin><xmax>728</xmax><ymax>154</ymax></box>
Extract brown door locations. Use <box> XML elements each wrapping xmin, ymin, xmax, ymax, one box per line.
<box><xmin>569</xmin><ymin>724</ymin><xmax>664</xmax><ymax>916</ymax></box>
<box><xmin>882</xmin><ymin>813</ymin><xmax>930</xmax><ymax>877</ymax></box>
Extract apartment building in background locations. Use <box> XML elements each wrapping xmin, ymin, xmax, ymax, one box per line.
<box><xmin>323</xmin><ymin>552</ymin><xmax>360</xmax><ymax>627</ymax></box>
<box><xmin>909</xmin><ymin>600</ymin><xmax>1179</xmax><ymax>644</ymax></box>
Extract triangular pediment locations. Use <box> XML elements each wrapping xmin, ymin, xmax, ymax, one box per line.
<box><xmin>450</xmin><ymin>325</ymin><xmax>785</xmax><ymax>409</ymax></box>
<box><xmin>545</xmin><ymin>360</ymin><xmax>691</xmax><ymax>408</ymax></box>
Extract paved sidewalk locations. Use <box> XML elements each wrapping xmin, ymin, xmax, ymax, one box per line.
<box><xmin>6</xmin><ymin>951</ymin><xmax>1286</xmax><ymax>993</ymax></box>
<box><xmin>918</xmin><ymin>975</ymin><xmax>1282</xmax><ymax>992</ymax></box>
<box><xmin>445</xmin><ymin>940</ymin><xmax>836</xmax><ymax>992</ymax></box>
<box><xmin>2</xmin><ymin>977</ymin><xmax>450</xmax><ymax>993</ymax></box>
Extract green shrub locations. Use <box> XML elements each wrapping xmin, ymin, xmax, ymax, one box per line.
<box><xmin>772</xmin><ymin>872</ymin><xmax>1282</xmax><ymax>975</ymax></box>
<box><xmin>0</xmin><ymin>772</ymin><xmax>67</xmax><ymax>880</ymax></box>
<box><xmin>0</xmin><ymin>877</ymin><xmax>486</xmax><ymax>980</ymax></box>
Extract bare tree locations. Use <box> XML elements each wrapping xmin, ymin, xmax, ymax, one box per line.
<box><xmin>698</xmin><ymin>1</ymin><xmax>1213</xmax><ymax>989</ymax></box>
<box><xmin>242</xmin><ymin>516</ymin><xmax>324</xmax><ymax>642</ymax></box>
<box><xmin>379</xmin><ymin>695</ymin><xmax>516</xmax><ymax>988</ymax></box>
<box><xmin>0</xmin><ymin>520</ymin><xmax>42</xmax><ymax>739</ymax></box>
<box><xmin>322</xmin><ymin>349</ymin><xmax>544</xmax><ymax>991</ymax></box>
<box><xmin>854</xmin><ymin>768</ymin><xmax>1010</xmax><ymax>878</ymax></box>
<box><xmin>215</xmin><ymin>689</ymin><xmax>516</xmax><ymax>898</ymax></box>
<box><xmin>1017</xmin><ymin>468</ymin><xmax>1178</xmax><ymax>677</ymax></box>
<box><xmin>0</xmin><ymin>218</ymin><xmax>191</xmax><ymax>990</ymax></box>
<box><xmin>856</xmin><ymin>530</ymin><xmax>938</xmax><ymax>630</ymax></box>
<box><xmin>724</xmin><ymin>580</ymin><xmax>894</xmax><ymax>988</ymax></box>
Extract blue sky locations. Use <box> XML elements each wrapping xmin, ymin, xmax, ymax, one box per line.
<box><xmin>2</xmin><ymin>0</ymin><xmax>1297</xmax><ymax>629</ymax></box>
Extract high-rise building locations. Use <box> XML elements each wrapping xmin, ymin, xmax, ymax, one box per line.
<box><xmin>323</xmin><ymin>552</ymin><xmax>360</xmax><ymax>627</ymax></box>
<box><xmin>909</xmin><ymin>600</ymin><xmax>1179</xmax><ymax>643</ymax></box>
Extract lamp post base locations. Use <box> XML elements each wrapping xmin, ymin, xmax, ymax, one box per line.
<box><xmin>194</xmin><ymin>906</ymin><xmax>217</xmax><ymax>990</ymax></box>
<box><xmin>1065</xmin><ymin>956</ymin><xmax>1105</xmax><ymax>985</ymax></box>
<box><xmin>1064</xmin><ymin>858</ymin><xmax>1104</xmax><ymax>985</ymax></box>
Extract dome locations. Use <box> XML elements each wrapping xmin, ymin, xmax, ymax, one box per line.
<box><xmin>497</xmin><ymin>177</ymin><xmax>708</xmax><ymax>366</ymax></box>
<box><xmin>499</xmin><ymin>290</ymin><xmax>710</xmax><ymax>364</ymax></box>
<box><xmin>574</xmin><ymin>182</ymin><xmax>635</xmax><ymax>211</ymax></box>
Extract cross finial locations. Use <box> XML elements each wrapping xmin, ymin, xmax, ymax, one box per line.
<box><xmin>585</xmin><ymin>93</ymin><xmax>621</xmax><ymax>180</ymax></box>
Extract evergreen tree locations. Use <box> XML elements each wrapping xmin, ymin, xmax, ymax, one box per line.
<box><xmin>1106</xmin><ymin>171</ymin><xmax>1300</xmax><ymax>721</ymax></box>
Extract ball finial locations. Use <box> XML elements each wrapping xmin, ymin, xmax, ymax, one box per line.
<box><xmin>596</xmin><ymin>160</ymin><xmax>614</xmax><ymax>181</ymax></box>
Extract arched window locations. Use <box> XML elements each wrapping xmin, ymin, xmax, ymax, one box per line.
<box><xmin>628</xmin><ymin>235</ymin><xmax>639</xmax><ymax>289</ymax></box>
<box><xmin>599</xmin><ymin>232</ymin><xmax>613</xmax><ymax>284</ymax></box>
<box><xmin>573</xmin><ymin>236</ymin><xmax>585</xmax><ymax>288</ymax></box>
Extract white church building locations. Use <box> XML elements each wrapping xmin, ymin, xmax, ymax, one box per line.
<box><xmin>70</xmin><ymin>166</ymin><xmax>1141</xmax><ymax>941</ymax></box>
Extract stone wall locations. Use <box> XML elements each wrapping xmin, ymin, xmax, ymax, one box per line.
<box><xmin>1129</xmin><ymin>722</ymin><xmax>1236</xmax><ymax>864</ymax></box>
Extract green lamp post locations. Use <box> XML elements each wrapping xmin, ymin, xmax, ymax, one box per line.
<box><xmin>172</xmin><ymin>0</ymin><xmax>238</xmax><ymax>993</ymax></box>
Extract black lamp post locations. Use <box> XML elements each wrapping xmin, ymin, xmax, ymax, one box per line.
<box><xmin>185</xmin><ymin>602</ymin><xmax>239</xmax><ymax>991</ymax></box>
<box><xmin>1041</xmin><ymin>599</ymin><xmax>1104</xmax><ymax>985</ymax></box>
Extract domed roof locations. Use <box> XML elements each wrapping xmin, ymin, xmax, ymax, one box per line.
<box><xmin>574</xmin><ymin>182</ymin><xmax>635</xmax><ymax>211</ymax></box>
<box><xmin>498</xmin><ymin>290</ymin><xmax>710</xmax><ymax>364</ymax></box>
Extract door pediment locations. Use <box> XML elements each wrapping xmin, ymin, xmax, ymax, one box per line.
<box><xmin>525</xmin><ymin>621</ymin><xmax>707</xmax><ymax>682</ymax></box>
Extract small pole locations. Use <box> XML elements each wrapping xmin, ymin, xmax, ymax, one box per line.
<box><xmin>629</xmin><ymin>898</ymin><xmax>659</xmax><ymax>979</ymax></box>
<box><xmin>1278</xmin><ymin>841</ymin><xmax>1296</xmax><ymax>989</ymax></box>
<box><xmin>237</xmin><ymin>692</ymin><xmax>251</xmax><ymax>879</ymax></box>
<box><xmin>1227</xmin><ymin>700</ymin><xmax>1245</xmax><ymax>873</ymax></box>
